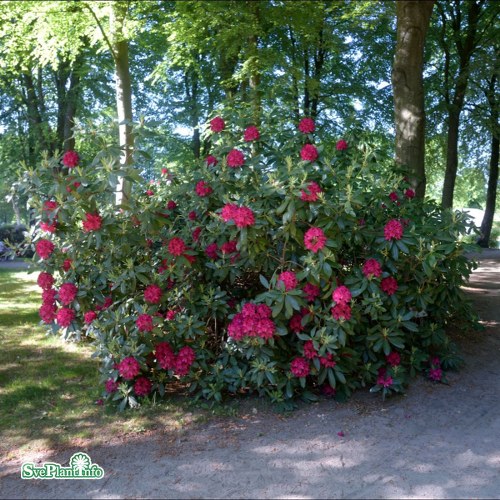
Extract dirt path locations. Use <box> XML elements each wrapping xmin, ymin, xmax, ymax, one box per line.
<box><xmin>1</xmin><ymin>251</ymin><xmax>499</xmax><ymax>499</ymax></box>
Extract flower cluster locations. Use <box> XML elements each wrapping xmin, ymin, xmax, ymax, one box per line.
<box><xmin>82</xmin><ymin>213</ymin><xmax>102</xmax><ymax>232</ymax></box>
<box><xmin>244</xmin><ymin>126</ymin><xmax>260</xmax><ymax>142</ymax></box>
<box><xmin>144</xmin><ymin>284</ymin><xmax>162</xmax><ymax>304</ymax></box>
<box><xmin>221</xmin><ymin>203</ymin><xmax>255</xmax><ymax>228</ymax></box>
<box><xmin>136</xmin><ymin>313</ymin><xmax>154</xmax><ymax>332</ymax></box>
<box><xmin>381</xmin><ymin>276</ymin><xmax>398</xmax><ymax>295</ymax></box>
<box><xmin>195</xmin><ymin>180</ymin><xmax>213</xmax><ymax>197</ymax></box>
<box><xmin>155</xmin><ymin>341</ymin><xmax>196</xmax><ymax>376</ymax></box>
<box><xmin>278</xmin><ymin>271</ymin><xmax>297</xmax><ymax>291</ymax></box>
<box><xmin>228</xmin><ymin>303</ymin><xmax>275</xmax><ymax>341</ymax></box>
<box><xmin>300</xmin><ymin>181</ymin><xmax>322</xmax><ymax>202</ymax></box>
<box><xmin>300</xmin><ymin>144</ymin><xmax>318</xmax><ymax>162</ymax></box>
<box><xmin>304</xmin><ymin>227</ymin><xmax>326</xmax><ymax>253</ymax></box>
<box><xmin>290</xmin><ymin>357</ymin><xmax>310</xmax><ymax>377</ymax></box>
<box><xmin>384</xmin><ymin>219</ymin><xmax>404</xmax><ymax>241</ymax></box>
<box><xmin>59</xmin><ymin>283</ymin><xmax>78</xmax><ymax>305</ymax></box>
<box><xmin>118</xmin><ymin>357</ymin><xmax>141</xmax><ymax>380</ymax></box>
<box><xmin>227</xmin><ymin>149</ymin><xmax>245</xmax><ymax>168</ymax></box>
<box><xmin>168</xmin><ymin>237</ymin><xmax>186</xmax><ymax>256</ymax></box>
<box><xmin>36</xmin><ymin>239</ymin><xmax>55</xmax><ymax>260</ymax></box>
<box><xmin>298</xmin><ymin>118</ymin><xmax>315</xmax><ymax>134</ymax></box>
<box><xmin>363</xmin><ymin>259</ymin><xmax>382</xmax><ymax>278</ymax></box>
<box><xmin>62</xmin><ymin>150</ymin><xmax>80</xmax><ymax>168</ymax></box>
<box><xmin>210</xmin><ymin>116</ymin><xmax>225</xmax><ymax>132</ymax></box>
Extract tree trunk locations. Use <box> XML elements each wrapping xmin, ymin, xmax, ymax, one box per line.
<box><xmin>111</xmin><ymin>3</ymin><xmax>134</xmax><ymax>205</ymax></box>
<box><xmin>63</xmin><ymin>68</ymin><xmax>80</xmax><ymax>152</ymax></box>
<box><xmin>392</xmin><ymin>0</ymin><xmax>435</xmax><ymax>198</ymax></box>
<box><xmin>478</xmin><ymin>71</ymin><xmax>499</xmax><ymax>248</ymax></box>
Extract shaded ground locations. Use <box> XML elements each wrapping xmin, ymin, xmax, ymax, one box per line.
<box><xmin>1</xmin><ymin>251</ymin><xmax>499</xmax><ymax>499</ymax></box>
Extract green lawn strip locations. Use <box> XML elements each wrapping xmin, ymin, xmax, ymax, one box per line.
<box><xmin>0</xmin><ymin>268</ymin><xmax>236</xmax><ymax>462</ymax></box>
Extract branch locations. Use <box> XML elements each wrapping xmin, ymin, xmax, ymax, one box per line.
<box><xmin>81</xmin><ymin>2</ymin><xmax>118</xmax><ymax>63</ymax></box>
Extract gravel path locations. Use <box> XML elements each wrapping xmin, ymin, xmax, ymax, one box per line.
<box><xmin>1</xmin><ymin>251</ymin><xmax>499</xmax><ymax>499</ymax></box>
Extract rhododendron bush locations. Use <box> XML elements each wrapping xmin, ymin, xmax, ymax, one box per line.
<box><xmin>20</xmin><ymin>116</ymin><xmax>478</xmax><ymax>409</ymax></box>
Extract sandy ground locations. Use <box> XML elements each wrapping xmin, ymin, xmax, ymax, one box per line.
<box><xmin>1</xmin><ymin>251</ymin><xmax>499</xmax><ymax>499</ymax></box>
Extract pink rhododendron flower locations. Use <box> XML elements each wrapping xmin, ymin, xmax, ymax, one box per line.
<box><xmin>56</xmin><ymin>307</ymin><xmax>75</xmax><ymax>327</ymax></box>
<box><xmin>84</xmin><ymin>311</ymin><xmax>97</xmax><ymax>325</ymax></box>
<box><xmin>320</xmin><ymin>353</ymin><xmax>336</xmax><ymax>368</ymax></box>
<box><xmin>42</xmin><ymin>289</ymin><xmax>57</xmax><ymax>304</ymax></box>
<box><xmin>429</xmin><ymin>368</ymin><xmax>442</xmax><ymax>381</ymax></box>
<box><xmin>210</xmin><ymin>116</ymin><xmax>225</xmax><ymax>132</ymax></box>
<box><xmin>37</xmin><ymin>272</ymin><xmax>54</xmax><ymax>290</ymax></box>
<box><xmin>300</xmin><ymin>144</ymin><xmax>318</xmax><ymax>162</ymax></box>
<box><xmin>39</xmin><ymin>303</ymin><xmax>57</xmax><ymax>323</ymax></box>
<box><xmin>303</xmin><ymin>340</ymin><xmax>318</xmax><ymax>359</ymax></box>
<box><xmin>232</xmin><ymin>206</ymin><xmax>255</xmax><ymax>228</ymax></box>
<box><xmin>36</xmin><ymin>239</ymin><xmax>55</xmax><ymax>259</ymax></box>
<box><xmin>134</xmin><ymin>376</ymin><xmax>152</xmax><ymax>396</ymax></box>
<box><xmin>389</xmin><ymin>192</ymin><xmax>399</xmax><ymax>202</ymax></box>
<box><xmin>206</xmin><ymin>155</ymin><xmax>218</xmax><ymax>167</ymax></box>
<box><xmin>336</xmin><ymin>139</ymin><xmax>348</xmax><ymax>151</ymax></box>
<box><xmin>278</xmin><ymin>271</ymin><xmax>297</xmax><ymax>291</ymax></box>
<box><xmin>321</xmin><ymin>385</ymin><xmax>336</xmax><ymax>397</ymax></box>
<box><xmin>331</xmin><ymin>303</ymin><xmax>352</xmax><ymax>321</ymax></box>
<box><xmin>192</xmin><ymin>227</ymin><xmax>202</xmax><ymax>242</ymax></box>
<box><xmin>227</xmin><ymin>302</ymin><xmax>275</xmax><ymax>341</ymax></box>
<box><xmin>221</xmin><ymin>203</ymin><xmax>238</xmax><ymax>222</ymax></box>
<box><xmin>43</xmin><ymin>200</ymin><xmax>58</xmax><ymax>212</ymax></box>
<box><xmin>105</xmin><ymin>379</ymin><xmax>118</xmax><ymax>393</ymax></box>
<box><xmin>227</xmin><ymin>149</ymin><xmax>245</xmax><ymax>168</ymax></box>
<box><xmin>289</xmin><ymin>312</ymin><xmax>305</xmax><ymax>333</ymax></box>
<box><xmin>332</xmin><ymin>285</ymin><xmax>352</xmax><ymax>304</ymax></box>
<box><xmin>161</xmin><ymin>168</ymin><xmax>169</xmax><ymax>175</ymax></box>
<box><xmin>188</xmin><ymin>211</ymin><xmax>197</xmax><ymax>221</ymax></box>
<box><xmin>377</xmin><ymin>367</ymin><xmax>393</xmax><ymax>387</ymax></box>
<box><xmin>303</xmin><ymin>283</ymin><xmax>320</xmax><ymax>302</ymax></box>
<box><xmin>59</xmin><ymin>283</ymin><xmax>78</xmax><ymax>305</ymax></box>
<box><xmin>195</xmin><ymin>180</ymin><xmax>213</xmax><ymax>197</ymax></box>
<box><xmin>243</xmin><ymin>126</ymin><xmax>260</xmax><ymax>142</ymax></box>
<box><xmin>298</xmin><ymin>117</ymin><xmax>315</xmax><ymax>134</ymax></box>
<box><xmin>304</xmin><ymin>227</ymin><xmax>326</xmax><ymax>253</ymax></box>
<box><xmin>40</xmin><ymin>221</ymin><xmax>57</xmax><ymax>233</ymax></box>
<box><xmin>167</xmin><ymin>200</ymin><xmax>177</xmax><ymax>210</ymax></box>
<box><xmin>290</xmin><ymin>357</ymin><xmax>310</xmax><ymax>378</ymax></box>
<box><xmin>205</xmin><ymin>242</ymin><xmax>219</xmax><ymax>259</ymax></box>
<box><xmin>155</xmin><ymin>342</ymin><xmax>176</xmax><ymax>370</ymax></box>
<box><xmin>136</xmin><ymin>314</ymin><xmax>154</xmax><ymax>332</ymax></box>
<box><xmin>363</xmin><ymin>259</ymin><xmax>382</xmax><ymax>278</ymax></box>
<box><xmin>386</xmin><ymin>352</ymin><xmax>401</xmax><ymax>367</ymax></box>
<box><xmin>144</xmin><ymin>284</ymin><xmax>162</xmax><ymax>304</ymax></box>
<box><xmin>175</xmin><ymin>346</ymin><xmax>196</xmax><ymax>376</ymax></box>
<box><xmin>300</xmin><ymin>181</ymin><xmax>322</xmax><ymax>202</ymax></box>
<box><xmin>221</xmin><ymin>240</ymin><xmax>237</xmax><ymax>254</ymax></box>
<box><xmin>168</xmin><ymin>237</ymin><xmax>186</xmax><ymax>256</ymax></box>
<box><xmin>405</xmin><ymin>188</ymin><xmax>415</xmax><ymax>199</ymax></box>
<box><xmin>82</xmin><ymin>213</ymin><xmax>102</xmax><ymax>232</ymax></box>
<box><xmin>381</xmin><ymin>276</ymin><xmax>398</xmax><ymax>295</ymax></box>
<box><xmin>118</xmin><ymin>357</ymin><xmax>140</xmax><ymax>380</ymax></box>
<box><xmin>384</xmin><ymin>219</ymin><xmax>404</xmax><ymax>241</ymax></box>
<box><xmin>145</xmin><ymin>189</ymin><xmax>154</xmax><ymax>196</ymax></box>
<box><xmin>62</xmin><ymin>150</ymin><xmax>80</xmax><ymax>168</ymax></box>
<box><xmin>165</xmin><ymin>309</ymin><xmax>177</xmax><ymax>321</ymax></box>
<box><xmin>62</xmin><ymin>259</ymin><xmax>72</xmax><ymax>272</ymax></box>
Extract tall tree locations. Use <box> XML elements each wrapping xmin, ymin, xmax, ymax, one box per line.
<box><xmin>478</xmin><ymin>47</ymin><xmax>499</xmax><ymax>247</ymax></box>
<box><xmin>392</xmin><ymin>0</ymin><xmax>435</xmax><ymax>198</ymax></box>
<box><xmin>438</xmin><ymin>0</ymin><xmax>487</xmax><ymax>209</ymax></box>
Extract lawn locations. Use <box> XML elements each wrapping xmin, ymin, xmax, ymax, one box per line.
<box><xmin>0</xmin><ymin>267</ymin><xmax>231</xmax><ymax>463</ymax></box>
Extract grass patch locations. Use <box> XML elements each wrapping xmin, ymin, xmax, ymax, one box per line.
<box><xmin>0</xmin><ymin>267</ymin><xmax>240</xmax><ymax>463</ymax></box>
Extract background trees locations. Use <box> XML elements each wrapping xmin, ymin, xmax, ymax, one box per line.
<box><xmin>0</xmin><ymin>0</ymin><xmax>498</xmax><ymax>245</ymax></box>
